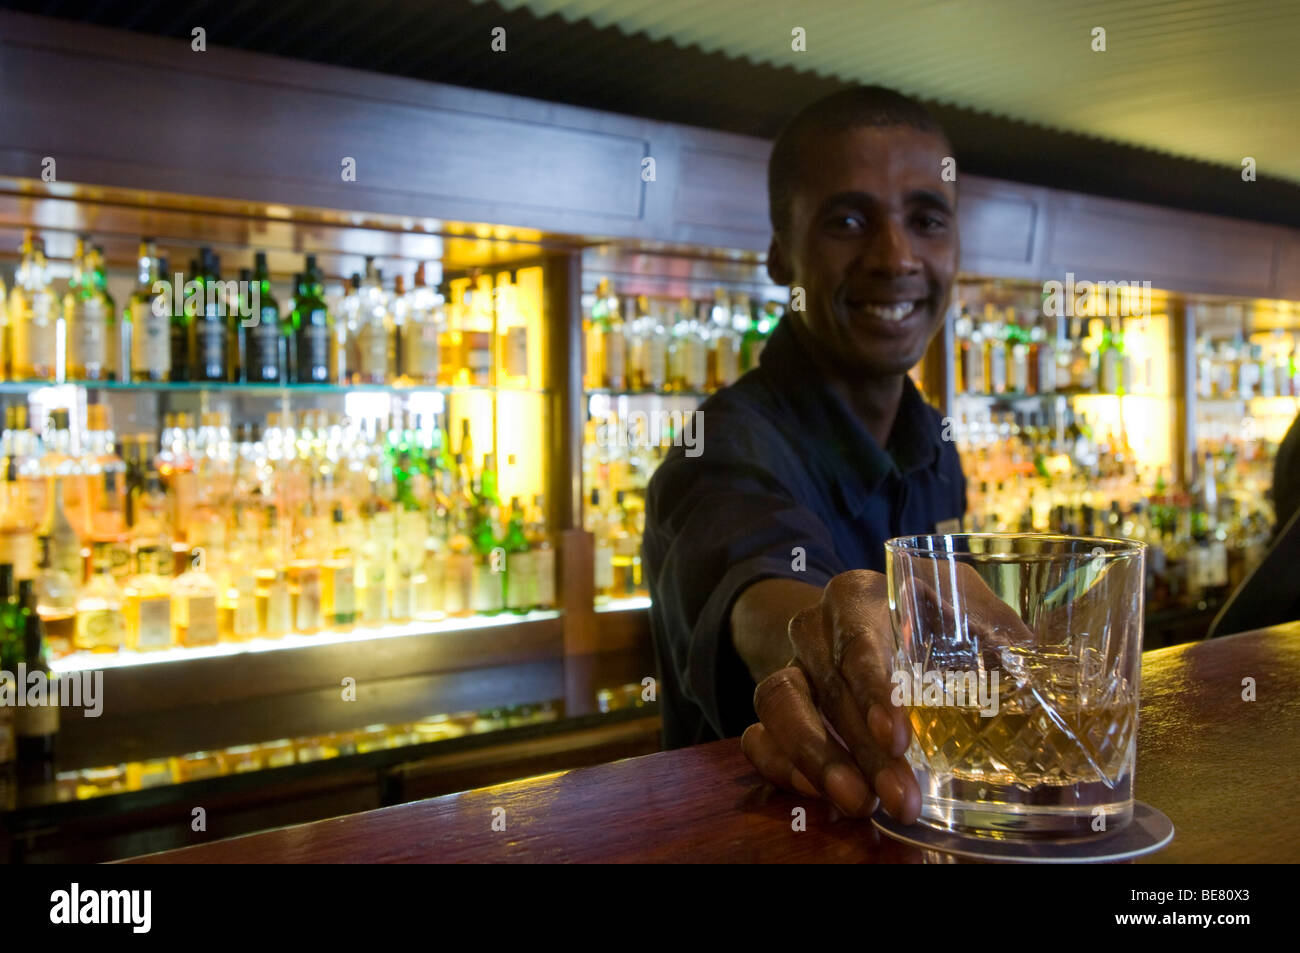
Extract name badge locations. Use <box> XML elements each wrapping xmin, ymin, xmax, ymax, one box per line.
<box><xmin>935</xmin><ymin>518</ymin><xmax>962</xmax><ymax>535</ymax></box>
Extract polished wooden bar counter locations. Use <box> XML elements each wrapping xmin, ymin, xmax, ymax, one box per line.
<box><xmin>124</xmin><ymin>624</ymin><xmax>1300</xmax><ymax>863</ymax></box>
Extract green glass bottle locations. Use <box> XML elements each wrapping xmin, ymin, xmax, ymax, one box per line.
<box><xmin>248</xmin><ymin>251</ymin><xmax>285</xmax><ymax>383</ymax></box>
<box><xmin>292</xmin><ymin>255</ymin><xmax>332</xmax><ymax>383</ymax></box>
<box><xmin>501</xmin><ymin>496</ymin><xmax>532</xmax><ymax>615</ymax></box>
<box><xmin>164</xmin><ymin>256</ymin><xmax>191</xmax><ymax>383</ymax></box>
<box><xmin>192</xmin><ymin>248</ymin><xmax>230</xmax><ymax>382</ymax></box>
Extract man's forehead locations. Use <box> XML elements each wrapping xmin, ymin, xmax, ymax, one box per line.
<box><xmin>793</xmin><ymin>124</ymin><xmax>953</xmax><ymax>200</ymax></box>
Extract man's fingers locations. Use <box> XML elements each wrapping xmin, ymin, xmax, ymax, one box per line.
<box><xmin>740</xmin><ymin>723</ymin><xmax>820</xmax><ymax>798</ymax></box>
<box><xmin>751</xmin><ymin>665</ymin><xmax>875</xmax><ymax>816</ymax></box>
<box><xmin>790</xmin><ymin>593</ymin><xmax>895</xmax><ymax>788</ymax></box>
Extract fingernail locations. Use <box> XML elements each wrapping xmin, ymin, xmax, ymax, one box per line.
<box><xmin>874</xmin><ymin>767</ymin><xmax>904</xmax><ymax>816</ymax></box>
<box><xmin>825</xmin><ymin>764</ymin><xmax>870</xmax><ymax>815</ymax></box>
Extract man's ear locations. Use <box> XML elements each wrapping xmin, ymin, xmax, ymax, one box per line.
<box><xmin>766</xmin><ymin>236</ymin><xmax>793</xmax><ymax>286</ymax></box>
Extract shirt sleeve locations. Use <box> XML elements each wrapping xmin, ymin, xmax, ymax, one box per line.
<box><xmin>644</xmin><ymin>441</ymin><xmax>847</xmax><ymax>740</ymax></box>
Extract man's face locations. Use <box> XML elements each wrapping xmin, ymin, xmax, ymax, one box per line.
<box><xmin>770</xmin><ymin>125</ymin><xmax>958</xmax><ymax>378</ymax></box>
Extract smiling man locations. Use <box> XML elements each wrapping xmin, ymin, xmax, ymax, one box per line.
<box><xmin>642</xmin><ymin>86</ymin><xmax>966</xmax><ymax>820</ymax></box>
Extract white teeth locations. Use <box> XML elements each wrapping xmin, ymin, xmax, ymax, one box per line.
<box><xmin>860</xmin><ymin>301</ymin><xmax>918</xmax><ymax>322</ymax></box>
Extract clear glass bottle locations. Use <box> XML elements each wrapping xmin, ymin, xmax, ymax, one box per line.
<box><xmin>495</xmin><ymin>272</ymin><xmax>529</xmax><ymax>387</ymax></box>
<box><xmin>708</xmin><ymin>287</ymin><xmax>741</xmax><ymax>389</ymax></box>
<box><xmin>355</xmin><ymin>258</ymin><xmax>394</xmax><ymax>384</ymax></box>
<box><xmin>128</xmin><ymin>238</ymin><xmax>169</xmax><ymax>382</ymax></box>
<box><xmin>34</xmin><ymin>536</ymin><xmax>77</xmax><ymax>659</ymax></box>
<box><xmin>401</xmin><ymin>263</ymin><xmax>443</xmax><ymax>386</ymax></box>
<box><xmin>74</xmin><ymin>541</ymin><xmax>126</xmax><ymax>653</ymax></box>
<box><xmin>172</xmin><ymin>546</ymin><xmax>219</xmax><ymax>647</ymax></box>
<box><xmin>10</xmin><ymin>230</ymin><xmax>58</xmax><ymax>382</ymax></box>
<box><xmin>124</xmin><ymin>542</ymin><xmax>173</xmax><ymax>651</ymax></box>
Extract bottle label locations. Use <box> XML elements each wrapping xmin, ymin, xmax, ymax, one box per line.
<box><xmin>0</xmin><ymin>532</ymin><xmax>36</xmax><ymax>580</ymax></box>
<box><xmin>181</xmin><ymin>594</ymin><xmax>218</xmax><ymax>644</ymax></box>
<box><xmin>505</xmin><ymin>550</ymin><xmax>536</xmax><ymax>609</ymax></box>
<box><xmin>533</xmin><ymin>546</ymin><xmax>556</xmax><ymax>607</ymax></box>
<box><xmin>195</xmin><ymin>318</ymin><xmax>227</xmax><ymax>378</ymax></box>
<box><xmin>132</xmin><ymin>300</ymin><xmax>171</xmax><ymax>376</ymax></box>
<box><xmin>25</xmin><ymin>295</ymin><xmax>57</xmax><ymax>373</ymax></box>
<box><xmin>359</xmin><ymin>323</ymin><xmax>390</xmax><ymax>379</ymax></box>
<box><xmin>714</xmin><ymin>339</ymin><xmax>739</xmax><ymax>387</ymax></box>
<box><xmin>73</xmin><ymin>298</ymin><xmax>108</xmax><ymax>372</ymax></box>
<box><xmin>594</xmin><ymin>542</ymin><xmax>615</xmax><ymax>590</ymax></box>
<box><xmin>331</xmin><ymin>565</ymin><xmax>355</xmax><ymax>618</ymax></box>
<box><xmin>299</xmin><ymin>319</ymin><xmax>330</xmax><ymax>381</ymax></box>
<box><xmin>296</xmin><ymin>568</ymin><xmax>322</xmax><ymax>630</ymax></box>
<box><xmin>15</xmin><ymin>683</ymin><xmax>60</xmax><ymax>737</ymax></box>
<box><xmin>403</xmin><ymin>323</ymin><xmax>440</xmax><ymax>381</ymax></box>
<box><xmin>136</xmin><ymin>597</ymin><xmax>172</xmax><ymax>648</ymax></box>
<box><xmin>363</xmin><ymin>566</ymin><xmax>387</xmax><ymax>622</ymax></box>
<box><xmin>251</xmin><ymin>317</ymin><xmax>282</xmax><ymax>380</ymax></box>
<box><xmin>471</xmin><ymin>562</ymin><xmax>503</xmax><ymax>611</ymax></box>
<box><xmin>505</xmin><ymin>326</ymin><xmax>528</xmax><ymax>379</ymax></box>
<box><xmin>442</xmin><ymin>555</ymin><xmax>471</xmax><ymax>614</ymax></box>
<box><xmin>647</xmin><ymin>339</ymin><xmax>667</xmax><ymax>389</ymax></box>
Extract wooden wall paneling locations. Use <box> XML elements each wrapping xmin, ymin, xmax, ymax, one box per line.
<box><xmin>0</xmin><ymin>11</ymin><xmax>661</xmax><ymax>243</ymax></box>
<box><xmin>668</xmin><ymin>125</ymin><xmax>772</xmax><ymax>253</ymax></box>
<box><xmin>956</xmin><ymin>176</ymin><xmax>1048</xmax><ymax>281</ymax></box>
<box><xmin>1276</xmin><ymin>234</ymin><xmax>1300</xmax><ymax>301</ymax></box>
<box><xmin>1043</xmin><ymin>191</ymin><xmax>1281</xmax><ymax>298</ymax></box>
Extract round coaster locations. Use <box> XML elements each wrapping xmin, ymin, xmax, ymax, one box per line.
<box><xmin>871</xmin><ymin>801</ymin><xmax>1174</xmax><ymax>863</ymax></box>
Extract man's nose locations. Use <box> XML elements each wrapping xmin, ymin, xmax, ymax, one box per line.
<box><xmin>860</xmin><ymin>217</ymin><xmax>921</xmax><ymax>276</ymax></box>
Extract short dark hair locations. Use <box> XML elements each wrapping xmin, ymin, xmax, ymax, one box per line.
<box><xmin>767</xmin><ymin>86</ymin><xmax>949</xmax><ymax>241</ymax></box>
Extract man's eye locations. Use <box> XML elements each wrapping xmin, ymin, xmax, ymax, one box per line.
<box><xmin>827</xmin><ymin>214</ymin><xmax>865</xmax><ymax>232</ymax></box>
<box><xmin>915</xmin><ymin>214</ymin><xmax>947</xmax><ymax>232</ymax></box>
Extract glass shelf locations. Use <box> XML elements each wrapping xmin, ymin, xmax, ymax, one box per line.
<box><xmin>49</xmin><ymin>609</ymin><xmax>562</xmax><ymax>673</ymax></box>
<box><xmin>594</xmin><ymin>596</ymin><xmax>651</xmax><ymax>613</ymax></box>
<box><xmin>586</xmin><ymin>388</ymin><xmax>712</xmax><ymax>399</ymax></box>
<box><xmin>0</xmin><ymin>380</ymin><xmax>548</xmax><ymax>396</ymax></box>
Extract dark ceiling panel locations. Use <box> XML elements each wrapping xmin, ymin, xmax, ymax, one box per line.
<box><xmin>5</xmin><ymin>0</ymin><xmax>1300</xmax><ymax>229</ymax></box>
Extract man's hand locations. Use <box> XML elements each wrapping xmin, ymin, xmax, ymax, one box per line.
<box><xmin>740</xmin><ymin>570</ymin><xmax>921</xmax><ymax>822</ymax></box>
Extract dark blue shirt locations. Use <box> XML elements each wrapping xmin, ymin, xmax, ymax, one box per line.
<box><xmin>643</xmin><ymin>316</ymin><xmax>967</xmax><ymax>748</ymax></box>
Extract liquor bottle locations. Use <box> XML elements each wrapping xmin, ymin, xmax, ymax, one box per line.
<box><xmin>14</xmin><ymin>581</ymin><xmax>58</xmax><ymax>779</ymax></box>
<box><xmin>1031</xmin><ymin>321</ymin><xmax>1055</xmax><ymax>394</ymax></box>
<box><xmin>34</xmin><ymin>536</ymin><xmax>76</xmax><ymax>658</ymax></box>
<box><xmin>982</xmin><ymin>304</ymin><xmax>1007</xmax><ymax>395</ymax></box>
<box><xmin>128</xmin><ymin>239</ymin><xmax>170</xmax><ymax>382</ymax></box>
<box><xmin>442</xmin><ymin>490</ymin><xmax>474</xmax><ymax>618</ymax></box>
<box><xmin>73</xmin><ymin>541</ymin><xmax>126</xmax><ymax>652</ymax></box>
<box><xmin>470</xmin><ymin>454</ymin><xmax>505</xmax><ymax>615</ymax></box>
<box><xmin>255</xmin><ymin>507</ymin><xmax>291</xmax><ymax>638</ymax></box>
<box><xmin>192</xmin><ymin>248</ymin><xmax>230</xmax><ymax>382</ymax></box>
<box><xmin>496</xmin><ymin>272</ymin><xmax>529</xmax><ymax>387</ymax></box>
<box><xmin>353</xmin><ymin>501</ymin><xmax>387</xmax><ymax>626</ymax></box>
<box><xmin>708</xmin><ymin>288</ymin><xmax>742</xmax><ymax>389</ymax></box>
<box><xmin>737</xmin><ymin>299</ymin><xmax>765</xmax><ymax>374</ymax></box>
<box><xmin>123</xmin><ymin>539</ymin><xmax>173</xmax><ymax>651</ymax></box>
<box><xmin>355</xmin><ymin>258</ymin><xmax>394</xmax><ymax>384</ymax></box>
<box><xmin>401</xmin><ymin>263</ymin><xmax>442</xmax><ymax>385</ymax></box>
<box><xmin>246</xmin><ymin>252</ymin><xmax>285</xmax><ymax>382</ymax></box>
<box><xmin>217</xmin><ymin>524</ymin><xmax>259</xmax><ymax>641</ymax></box>
<box><xmin>591</xmin><ymin>489</ymin><xmax>614</xmax><ymax>604</ymax></box>
<box><xmin>85</xmin><ymin>245</ymin><xmax>117</xmax><ymax>381</ymax></box>
<box><xmin>173</xmin><ymin>546</ymin><xmax>219</xmax><ymax>647</ymax></box>
<box><xmin>467</xmin><ymin>276</ymin><xmax>496</xmax><ymax>387</ymax></box>
<box><xmin>528</xmin><ymin>494</ymin><xmax>556</xmax><ymax>610</ymax></box>
<box><xmin>165</xmin><ymin>258</ymin><xmax>193</xmax><ymax>383</ymax></box>
<box><xmin>63</xmin><ymin>236</ymin><xmax>98</xmax><ymax>382</ymax></box>
<box><xmin>610</xmin><ymin>490</ymin><xmax>642</xmax><ymax>596</ymax></box>
<box><xmin>1097</xmin><ymin>319</ymin><xmax>1119</xmax><ymax>394</ymax></box>
<box><xmin>0</xmin><ymin>457</ymin><xmax>35</xmax><ymax>582</ymax></box>
<box><xmin>39</xmin><ymin>474</ymin><xmax>82</xmax><ymax>589</ymax></box>
<box><xmin>502</xmin><ymin>495</ymin><xmax>532</xmax><ymax>614</ymax></box>
<box><xmin>10</xmin><ymin>231</ymin><xmax>59</xmax><ymax>382</ymax></box>
<box><xmin>1006</xmin><ymin>309</ymin><xmax>1030</xmax><ymax>393</ymax></box>
<box><xmin>319</xmin><ymin>503</ymin><xmax>356</xmax><ymax>629</ymax></box>
<box><xmin>293</xmin><ymin>255</ymin><xmax>333</xmax><ymax>384</ymax></box>
<box><xmin>587</xmin><ymin>278</ymin><xmax>614</xmax><ymax>390</ymax></box>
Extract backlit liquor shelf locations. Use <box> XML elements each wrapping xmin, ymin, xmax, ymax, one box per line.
<box><xmin>4</xmin><ymin>8</ymin><xmax>1300</xmax><ymax>862</ymax></box>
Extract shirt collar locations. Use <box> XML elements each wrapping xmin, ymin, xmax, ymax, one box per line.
<box><xmin>758</xmin><ymin>316</ymin><xmax>945</xmax><ymax>514</ymax></box>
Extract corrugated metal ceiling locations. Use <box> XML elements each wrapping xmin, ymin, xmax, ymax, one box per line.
<box><xmin>480</xmin><ymin>0</ymin><xmax>1300</xmax><ymax>184</ymax></box>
